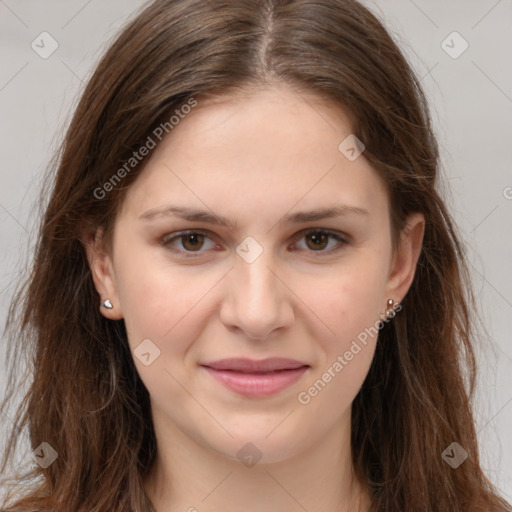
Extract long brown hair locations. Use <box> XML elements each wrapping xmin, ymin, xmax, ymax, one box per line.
<box><xmin>1</xmin><ymin>0</ymin><xmax>510</xmax><ymax>510</ymax></box>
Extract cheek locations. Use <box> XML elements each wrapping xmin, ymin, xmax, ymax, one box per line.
<box><xmin>113</xmin><ymin>241</ymin><xmax>203</xmax><ymax>352</ymax></box>
<box><xmin>295</xmin><ymin>259</ymin><xmax>387</xmax><ymax>350</ymax></box>
<box><xmin>115</xmin><ymin>237</ymin><xmax>389</xmax><ymax>356</ymax></box>
<box><xmin>293</xmin><ymin>267</ymin><xmax>386</xmax><ymax>414</ymax></box>
<box><xmin>114</xmin><ymin>254</ymin><xmax>217</xmax><ymax>407</ymax></box>
<box><xmin>290</xmin><ymin>254</ymin><xmax>388</xmax><ymax>402</ymax></box>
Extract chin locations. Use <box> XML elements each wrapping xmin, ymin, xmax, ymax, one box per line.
<box><xmin>200</xmin><ymin>422</ymin><xmax>313</xmax><ymax>466</ymax></box>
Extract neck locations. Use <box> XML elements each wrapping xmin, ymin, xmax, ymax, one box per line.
<box><xmin>144</xmin><ymin>406</ymin><xmax>371</xmax><ymax>512</ymax></box>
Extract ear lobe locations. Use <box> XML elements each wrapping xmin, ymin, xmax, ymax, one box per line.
<box><xmin>386</xmin><ymin>212</ymin><xmax>425</xmax><ymax>303</ymax></box>
<box><xmin>82</xmin><ymin>228</ymin><xmax>124</xmax><ymax>320</ymax></box>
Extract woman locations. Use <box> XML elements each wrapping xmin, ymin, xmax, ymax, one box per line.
<box><xmin>1</xmin><ymin>0</ymin><xmax>510</xmax><ymax>510</ymax></box>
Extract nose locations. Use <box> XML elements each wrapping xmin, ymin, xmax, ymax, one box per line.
<box><xmin>219</xmin><ymin>247</ymin><xmax>294</xmax><ymax>341</ymax></box>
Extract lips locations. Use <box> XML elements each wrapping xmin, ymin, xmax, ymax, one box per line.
<box><xmin>201</xmin><ymin>357</ymin><xmax>308</xmax><ymax>373</ymax></box>
<box><xmin>200</xmin><ymin>358</ymin><xmax>310</xmax><ymax>397</ymax></box>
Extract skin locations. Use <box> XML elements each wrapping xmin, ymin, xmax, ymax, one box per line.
<box><xmin>85</xmin><ymin>82</ymin><xmax>424</xmax><ymax>512</ymax></box>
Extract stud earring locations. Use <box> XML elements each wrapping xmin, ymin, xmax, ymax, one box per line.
<box><xmin>385</xmin><ymin>298</ymin><xmax>396</xmax><ymax>319</ymax></box>
<box><xmin>102</xmin><ymin>299</ymin><xmax>113</xmax><ymax>309</ymax></box>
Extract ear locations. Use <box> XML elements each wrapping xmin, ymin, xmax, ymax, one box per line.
<box><xmin>82</xmin><ymin>227</ymin><xmax>124</xmax><ymax>320</ymax></box>
<box><xmin>385</xmin><ymin>212</ymin><xmax>425</xmax><ymax>304</ymax></box>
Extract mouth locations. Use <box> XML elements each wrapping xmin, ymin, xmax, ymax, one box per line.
<box><xmin>200</xmin><ymin>358</ymin><xmax>310</xmax><ymax>397</ymax></box>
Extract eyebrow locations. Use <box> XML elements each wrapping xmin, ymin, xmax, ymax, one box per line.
<box><xmin>139</xmin><ymin>204</ymin><xmax>369</xmax><ymax>230</ymax></box>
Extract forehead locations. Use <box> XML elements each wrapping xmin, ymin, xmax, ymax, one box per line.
<box><xmin>118</xmin><ymin>84</ymin><xmax>389</xmax><ymax>224</ymax></box>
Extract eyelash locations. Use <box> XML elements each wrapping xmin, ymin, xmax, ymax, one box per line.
<box><xmin>161</xmin><ymin>228</ymin><xmax>349</xmax><ymax>258</ymax></box>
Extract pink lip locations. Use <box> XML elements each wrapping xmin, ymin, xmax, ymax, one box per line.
<box><xmin>200</xmin><ymin>358</ymin><xmax>309</xmax><ymax>397</ymax></box>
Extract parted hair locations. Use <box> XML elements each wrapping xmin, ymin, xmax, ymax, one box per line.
<box><xmin>1</xmin><ymin>0</ymin><xmax>510</xmax><ymax>511</ymax></box>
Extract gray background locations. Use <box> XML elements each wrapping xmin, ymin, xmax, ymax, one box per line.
<box><xmin>1</xmin><ymin>0</ymin><xmax>511</xmax><ymax>502</ymax></box>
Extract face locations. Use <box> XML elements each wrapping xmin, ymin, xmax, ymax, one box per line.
<box><xmin>87</xmin><ymin>83</ymin><xmax>424</xmax><ymax>464</ymax></box>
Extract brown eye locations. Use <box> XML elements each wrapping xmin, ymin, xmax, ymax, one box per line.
<box><xmin>181</xmin><ymin>233</ymin><xmax>205</xmax><ymax>251</ymax></box>
<box><xmin>304</xmin><ymin>231</ymin><xmax>329</xmax><ymax>251</ymax></box>
<box><xmin>162</xmin><ymin>230</ymin><xmax>216</xmax><ymax>256</ymax></box>
<box><xmin>162</xmin><ymin>228</ymin><xmax>348</xmax><ymax>259</ymax></box>
<box><xmin>292</xmin><ymin>228</ymin><xmax>348</xmax><ymax>254</ymax></box>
